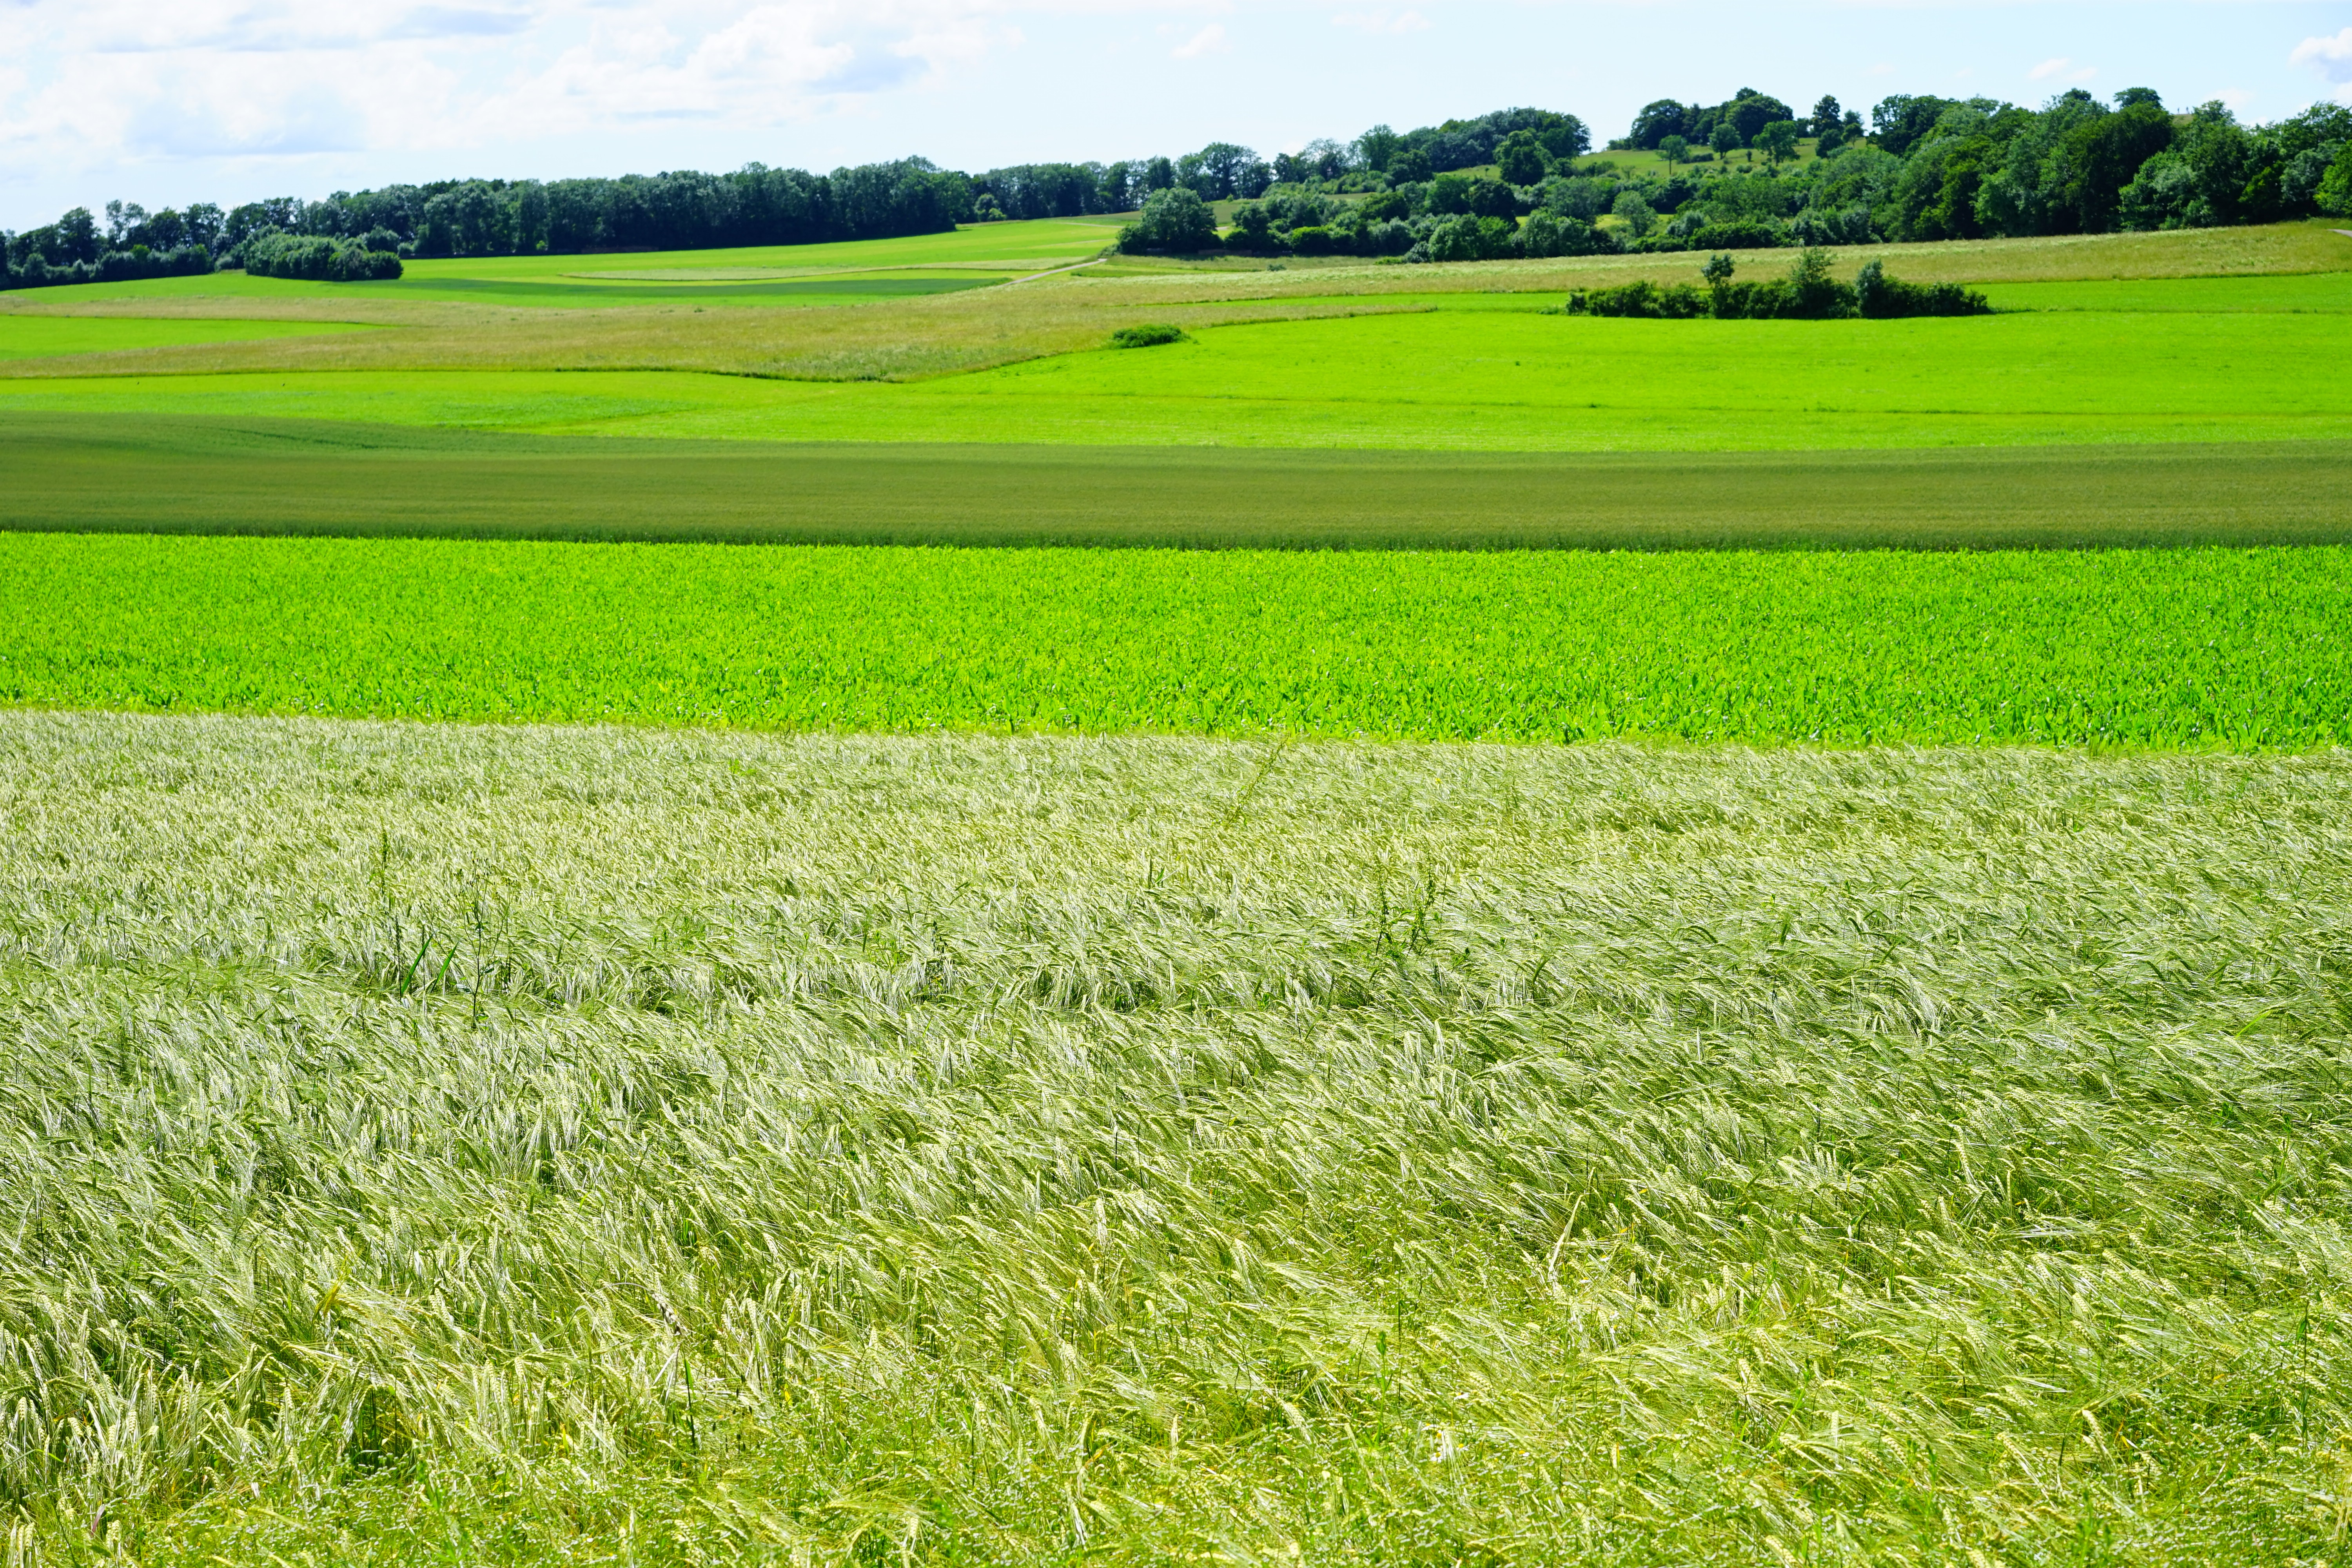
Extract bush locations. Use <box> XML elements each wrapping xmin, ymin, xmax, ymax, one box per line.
<box><xmin>1853</xmin><ymin>258</ymin><xmax>1989</xmax><ymax>318</ymax></box>
<box><xmin>1109</xmin><ymin>323</ymin><xmax>1188</xmax><ymax>348</ymax></box>
<box><xmin>1421</xmin><ymin>214</ymin><xmax>1518</xmax><ymax>263</ymax></box>
<box><xmin>1287</xmin><ymin>225</ymin><xmax>1337</xmax><ymax>256</ymax></box>
<box><xmin>1117</xmin><ymin>188</ymin><xmax>1218</xmax><ymax>254</ymax></box>
<box><xmin>1566</xmin><ymin>252</ymin><xmax>1987</xmax><ymax>320</ymax></box>
<box><xmin>1568</xmin><ymin>279</ymin><xmax>1713</xmax><ymax>317</ymax></box>
<box><xmin>242</xmin><ymin>232</ymin><xmax>403</xmax><ymax>281</ymax></box>
<box><xmin>7</xmin><ymin>243</ymin><xmax>212</xmax><ymax>290</ymax></box>
<box><xmin>2319</xmin><ymin>155</ymin><xmax>2352</xmax><ymax>218</ymax></box>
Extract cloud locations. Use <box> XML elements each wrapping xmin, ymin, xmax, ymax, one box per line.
<box><xmin>1171</xmin><ymin>21</ymin><xmax>1227</xmax><ymax>57</ymax></box>
<box><xmin>1330</xmin><ymin>9</ymin><xmax>1428</xmax><ymax>34</ymax></box>
<box><xmin>2029</xmin><ymin>56</ymin><xmax>2097</xmax><ymax>84</ymax></box>
<box><xmin>2292</xmin><ymin>26</ymin><xmax>2352</xmax><ymax>83</ymax></box>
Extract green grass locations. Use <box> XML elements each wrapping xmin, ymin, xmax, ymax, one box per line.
<box><xmin>5</xmin><ymin>306</ymin><xmax>2349</xmax><ymax>449</ymax></box>
<box><xmin>0</xmin><ymin>220</ymin><xmax>1113</xmax><ymax>311</ymax></box>
<box><xmin>2</xmin><ymin>532</ymin><xmax>2346</xmax><ymax>746</ymax></box>
<box><xmin>6</xmin><ymin>416</ymin><xmax>2351</xmax><ymax>551</ymax></box>
<box><xmin>1980</xmin><ymin>270</ymin><xmax>2352</xmax><ymax>313</ymax></box>
<box><xmin>4</xmin><ymin>305</ymin><xmax>2333</xmax><ymax>454</ymax></box>
<box><xmin>7</xmin><ymin>712</ymin><xmax>2352</xmax><ymax>1564</ymax></box>
<box><xmin>0</xmin><ymin>314</ymin><xmax>370</xmax><ymax>358</ymax></box>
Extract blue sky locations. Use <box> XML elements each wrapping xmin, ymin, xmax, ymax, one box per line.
<box><xmin>3</xmin><ymin>0</ymin><xmax>2349</xmax><ymax>229</ymax></box>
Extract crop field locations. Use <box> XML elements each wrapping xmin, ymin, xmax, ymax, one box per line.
<box><xmin>2</xmin><ymin>532</ymin><xmax>2347</xmax><ymax>746</ymax></box>
<box><xmin>7</xmin><ymin>416</ymin><xmax>2348</xmax><ymax>550</ymax></box>
<box><xmin>4</xmin><ymin>292</ymin><xmax>2350</xmax><ymax>451</ymax></box>
<box><xmin>5</xmin><ymin>713</ymin><xmax>2352</xmax><ymax>1568</ymax></box>
<box><xmin>3</xmin><ymin>212</ymin><xmax>2351</xmax><ymax>1564</ymax></box>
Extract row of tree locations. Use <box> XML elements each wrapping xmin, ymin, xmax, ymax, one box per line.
<box><xmin>5</xmin><ymin>89</ymin><xmax>2348</xmax><ymax>288</ymax></box>
<box><xmin>1111</xmin><ymin>87</ymin><xmax>2351</xmax><ymax>258</ymax></box>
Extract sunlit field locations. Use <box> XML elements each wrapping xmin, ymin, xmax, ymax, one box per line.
<box><xmin>4</xmin><ymin>208</ymin><xmax>2352</xmax><ymax>1565</ymax></box>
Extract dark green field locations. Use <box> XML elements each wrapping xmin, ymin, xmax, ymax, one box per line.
<box><xmin>6</xmin><ymin>414</ymin><xmax>2350</xmax><ymax>551</ymax></box>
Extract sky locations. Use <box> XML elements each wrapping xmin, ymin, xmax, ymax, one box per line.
<box><xmin>3</xmin><ymin>0</ymin><xmax>2350</xmax><ymax>229</ymax></box>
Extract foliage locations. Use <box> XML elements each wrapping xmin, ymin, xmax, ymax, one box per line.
<box><xmin>241</xmin><ymin>232</ymin><xmax>403</xmax><ymax>282</ymax></box>
<box><xmin>1118</xmin><ymin>188</ymin><xmax>1218</xmax><ymax>254</ymax></box>
<box><xmin>1109</xmin><ymin>322</ymin><xmax>1187</xmax><ymax>348</ymax></box>
<box><xmin>1570</xmin><ymin>251</ymin><xmax>1988</xmax><ymax>319</ymax></box>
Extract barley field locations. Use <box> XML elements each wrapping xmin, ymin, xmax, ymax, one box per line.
<box><xmin>4</xmin><ymin>711</ymin><xmax>2350</xmax><ymax>1564</ymax></box>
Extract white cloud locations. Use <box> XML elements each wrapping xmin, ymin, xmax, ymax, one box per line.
<box><xmin>0</xmin><ymin>0</ymin><xmax>1225</xmax><ymax>180</ymax></box>
<box><xmin>1171</xmin><ymin>22</ymin><xmax>1228</xmax><ymax>57</ymax></box>
<box><xmin>2028</xmin><ymin>56</ymin><xmax>2096</xmax><ymax>84</ymax></box>
<box><xmin>2292</xmin><ymin>26</ymin><xmax>2352</xmax><ymax>83</ymax></box>
<box><xmin>1331</xmin><ymin>9</ymin><xmax>1428</xmax><ymax>34</ymax></box>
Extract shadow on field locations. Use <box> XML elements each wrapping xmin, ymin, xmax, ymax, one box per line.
<box><xmin>5</xmin><ymin>412</ymin><xmax>2348</xmax><ymax>550</ymax></box>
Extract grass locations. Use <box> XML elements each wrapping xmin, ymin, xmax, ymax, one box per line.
<box><xmin>5</xmin><ymin>711</ymin><xmax>2352</xmax><ymax>1564</ymax></box>
<box><xmin>5</xmin><ymin>416</ymin><xmax>2351</xmax><ymax>551</ymax></box>
<box><xmin>5</xmin><ymin>223</ymin><xmax>2344</xmax><ymax>385</ymax></box>
<box><xmin>5</xmin><ymin>304</ymin><xmax>2348</xmax><ymax>450</ymax></box>
<box><xmin>0</xmin><ymin>220</ymin><xmax>1116</xmax><ymax>312</ymax></box>
<box><xmin>0</xmin><ymin>315</ymin><xmax>370</xmax><ymax>359</ymax></box>
<box><xmin>1</xmin><ymin>532</ymin><xmax>2347</xmax><ymax>746</ymax></box>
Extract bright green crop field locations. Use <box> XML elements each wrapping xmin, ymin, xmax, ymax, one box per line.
<box><xmin>4</xmin><ymin>299</ymin><xmax>2345</xmax><ymax>449</ymax></box>
<box><xmin>5</xmin><ymin>219</ymin><xmax>2352</xmax><ymax>1566</ymax></box>
<box><xmin>3</xmin><ymin>532</ymin><xmax>2345</xmax><ymax>746</ymax></box>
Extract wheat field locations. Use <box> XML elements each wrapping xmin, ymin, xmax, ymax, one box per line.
<box><xmin>4</xmin><ymin>711</ymin><xmax>2348</xmax><ymax>1563</ymax></box>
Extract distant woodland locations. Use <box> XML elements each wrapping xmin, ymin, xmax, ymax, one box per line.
<box><xmin>4</xmin><ymin>86</ymin><xmax>2347</xmax><ymax>285</ymax></box>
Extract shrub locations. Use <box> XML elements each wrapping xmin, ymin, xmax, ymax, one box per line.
<box><xmin>1566</xmin><ymin>252</ymin><xmax>1987</xmax><ymax>320</ymax></box>
<box><xmin>242</xmin><ymin>232</ymin><xmax>403</xmax><ymax>281</ymax></box>
<box><xmin>1117</xmin><ymin>188</ymin><xmax>1218</xmax><ymax>254</ymax></box>
<box><xmin>1287</xmin><ymin>225</ymin><xmax>1337</xmax><ymax>256</ymax></box>
<box><xmin>1109</xmin><ymin>323</ymin><xmax>1188</xmax><ymax>348</ymax></box>
<box><xmin>2319</xmin><ymin>155</ymin><xmax>2352</xmax><ymax>218</ymax></box>
<box><xmin>1854</xmin><ymin>258</ymin><xmax>1989</xmax><ymax>318</ymax></box>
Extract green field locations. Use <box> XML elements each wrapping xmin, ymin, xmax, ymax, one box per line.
<box><xmin>0</xmin><ymin>219</ymin><xmax>1118</xmax><ymax>311</ymax></box>
<box><xmin>4</xmin><ymin>300</ymin><xmax>2346</xmax><ymax>450</ymax></box>
<box><xmin>4</xmin><ymin>215</ymin><xmax>2352</xmax><ymax>1564</ymax></box>
<box><xmin>3</xmin><ymin>532</ymin><xmax>2344</xmax><ymax>746</ymax></box>
<box><xmin>5</xmin><ymin>416</ymin><xmax>2349</xmax><ymax>550</ymax></box>
<box><xmin>0</xmin><ymin>314</ymin><xmax>370</xmax><ymax>358</ymax></box>
<box><xmin>8</xmin><ymin>713</ymin><xmax>2352</xmax><ymax>1564</ymax></box>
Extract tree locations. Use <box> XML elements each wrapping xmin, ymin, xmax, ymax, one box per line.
<box><xmin>2319</xmin><ymin>155</ymin><xmax>2352</xmax><ymax>218</ymax></box>
<box><xmin>1757</xmin><ymin>121</ymin><xmax>1801</xmax><ymax>166</ymax></box>
<box><xmin>1631</xmin><ymin>100</ymin><xmax>1691</xmax><ymax>149</ymax></box>
<box><xmin>1871</xmin><ymin>95</ymin><xmax>1956</xmax><ymax>157</ymax></box>
<box><xmin>1710</xmin><ymin>123</ymin><xmax>1743</xmax><ymax>161</ymax></box>
<box><xmin>1727</xmin><ymin>92</ymin><xmax>1795</xmax><ymax>142</ymax></box>
<box><xmin>1659</xmin><ymin>135</ymin><xmax>1690</xmax><ymax>169</ymax></box>
<box><xmin>1495</xmin><ymin>131</ymin><xmax>1551</xmax><ymax>186</ymax></box>
<box><xmin>1119</xmin><ymin>187</ymin><xmax>1218</xmax><ymax>253</ymax></box>
<box><xmin>1354</xmin><ymin>123</ymin><xmax>1405</xmax><ymax>174</ymax></box>
<box><xmin>1613</xmin><ymin>190</ymin><xmax>1657</xmax><ymax>237</ymax></box>
<box><xmin>1809</xmin><ymin>96</ymin><xmax>1844</xmax><ymax>136</ymax></box>
<box><xmin>2113</xmin><ymin>87</ymin><xmax>2164</xmax><ymax>110</ymax></box>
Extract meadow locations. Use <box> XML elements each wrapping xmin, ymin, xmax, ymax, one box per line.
<box><xmin>3</xmin><ymin>212</ymin><xmax>2352</xmax><ymax>1565</ymax></box>
<box><xmin>2</xmin><ymin>532</ymin><xmax>2345</xmax><ymax>747</ymax></box>
<box><xmin>5</xmin><ymin>285</ymin><xmax>2351</xmax><ymax>451</ymax></box>
<box><xmin>4</xmin><ymin>713</ymin><xmax>2350</xmax><ymax>1566</ymax></box>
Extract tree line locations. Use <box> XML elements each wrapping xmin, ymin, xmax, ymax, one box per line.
<box><xmin>1120</xmin><ymin>86</ymin><xmax>2351</xmax><ymax>261</ymax></box>
<box><xmin>4</xmin><ymin>88</ymin><xmax>2346</xmax><ymax>289</ymax></box>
